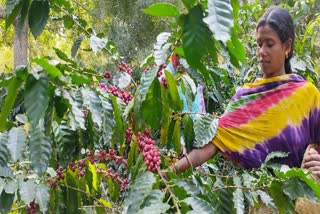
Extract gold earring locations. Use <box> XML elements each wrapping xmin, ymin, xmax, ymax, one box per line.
<box><xmin>285</xmin><ymin>50</ymin><xmax>289</xmax><ymax>58</ymax></box>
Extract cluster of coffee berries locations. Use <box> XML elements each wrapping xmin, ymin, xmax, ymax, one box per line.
<box><xmin>103</xmin><ymin>71</ymin><xmax>112</xmax><ymax>79</ymax></box>
<box><xmin>56</xmin><ymin>166</ymin><xmax>65</xmax><ymax>180</ymax></box>
<box><xmin>137</xmin><ymin>128</ymin><xmax>161</xmax><ymax>172</ymax></box>
<box><xmin>98</xmin><ymin>83</ymin><xmax>133</xmax><ymax>104</ymax></box>
<box><xmin>120</xmin><ymin>178</ymin><xmax>129</xmax><ymax>191</ymax></box>
<box><xmin>157</xmin><ymin>64</ymin><xmax>166</xmax><ymax>77</ymax></box>
<box><xmin>96</xmin><ymin>166</ymin><xmax>129</xmax><ymax>192</ymax></box>
<box><xmin>160</xmin><ymin>77</ymin><xmax>168</xmax><ymax>88</ymax></box>
<box><xmin>47</xmin><ymin>149</ymin><xmax>130</xmax><ymax>193</ymax></box>
<box><xmin>77</xmin><ymin>159</ymin><xmax>86</xmax><ymax>177</ymax></box>
<box><xmin>26</xmin><ymin>201</ymin><xmax>38</xmax><ymax>214</ymax></box>
<box><xmin>118</xmin><ymin>61</ymin><xmax>133</xmax><ymax>75</ymax></box>
<box><xmin>156</xmin><ymin>64</ymin><xmax>168</xmax><ymax>88</ymax></box>
<box><xmin>144</xmin><ymin>67</ymin><xmax>151</xmax><ymax>73</ymax></box>
<box><xmin>125</xmin><ymin>128</ymin><xmax>133</xmax><ymax>142</ymax></box>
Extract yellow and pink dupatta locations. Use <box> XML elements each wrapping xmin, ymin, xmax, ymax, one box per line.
<box><xmin>212</xmin><ymin>74</ymin><xmax>320</xmax><ymax>168</ymax></box>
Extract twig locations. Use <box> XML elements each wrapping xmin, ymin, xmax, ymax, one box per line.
<box><xmin>157</xmin><ymin>166</ymin><xmax>182</xmax><ymax>214</ymax></box>
<box><xmin>170</xmin><ymin>111</ymin><xmax>212</xmax><ymax>119</ymax></box>
<box><xmin>9</xmin><ymin>205</ymin><xmax>27</xmax><ymax>212</ymax></box>
<box><xmin>212</xmin><ymin>184</ymin><xmax>269</xmax><ymax>192</ymax></box>
<box><xmin>59</xmin><ymin>183</ymin><xmax>112</xmax><ymax>209</ymax></box>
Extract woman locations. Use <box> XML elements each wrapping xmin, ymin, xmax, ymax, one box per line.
<box><xmin>169</xmin><ymin>6</ymin><xmax>320</xmax><ymax>176</ymax></box>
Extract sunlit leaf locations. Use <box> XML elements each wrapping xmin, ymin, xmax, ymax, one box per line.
<box><xmin>90</xmin><ymin>35</ymin><xmax>107</xmax><ymax>54</ymax></box>
<box><xmin>233</xmin><ymin>176</ymin><xmax>244</xmax><ymax>214</ymax></box>
<box><xmin>4</xmin><ymin>179</ymin><xmax>17</xmax><ymax>194</ymax></box>
<box><xmin>123</xmin><ymin>171</ymin><xmax>156</xmax><ymax>214</ymax></box>
<box><xmin>97</xmin><ymin>198</ymin><xmax>112</xmax><ymax>208</ymax></box>
<box><xmin>32</xmin><ymin>58</ymin><xmax>62</xmax><ymax>77</ymax></box>
<box><xmin>63</xmin><ymin>90</ymin><xmax>86</xmax><ymax>130</ymax></box>
<box><xmin>99</xmin><ymin>95</ymin><xmax>114</xmax><ymax>147</ymax></box>
<box><xmin>154</xmin><ymin>32</ymin><xmax>172</xmax><ymax>66</ymax></box>
<box><xmin>35</xmin><ymin>184</ymin><xmax>50</xmax><ymax>213</ymax></box>
<box><xmin>142</xmin><ymin>3</ymin><xmax>180</xmax><ymax>17</ymax></box>
<box><xmin>193</xmin><ymin>114</ymin><xmax>218</xmax><ymax>148</ymax></box>
<box><xmin>29</xmin><ymin>121</ymin><xmax>52</xmax><ymax>175</ymax></box>
<box><xmin>183</xmin><ymin>196</ymin><xmax>215</xmax><ymax>213</ymax></box>
<box><xmin>263</xmin><ymin>151</ymin><xmax>289</xmax><ymax>165</ymax></box>
<box><xmin>138</xmin><ymin>190</ymin><xmax>170</xmax><ymax>214</ymax></box>
<box><xmin>24</xmin><ymin>74</ymin><xmax>49</xmax><ymax>125</ymax></box>
<box><xmin>0</xmin><ymin>166</ymin><xmax>13</xmax><ymax>177</ymax></box>
<box><xmin>203</xmin><ymin>0</ymin><xmax>233</xmax><ymax>43</ymax></box>
<box><xmin>0</xmin><ymin>133</ymin><xmax>9</xmax><ymax>166</ymax></box>
<box><xmin>8</xmin><ymin>127</ymin><xmax>26</xmax><ymax>162</ymax></box>
<box><xmin>82</xmin><ymin>88</ymin><xmax>102</xmax><ymax>128</ymax></box>
<box><xmin>113</xmin><ymin>72</ymin><xmax>132</xmax><ymax>89</ymax></box>
<box><xmin>140</xmin><ymin>67</ymin><xmax>157</xmax><ymax>101</ymax></box>
<box><xmin>20</xmin><ymin>179</ymin><xmax>36</xmax><ymax>204</ymax></box>
<box><xmin>173</xmin><ymin>179</ymin><xmax>201</xmax><ymax>196</ymax></box>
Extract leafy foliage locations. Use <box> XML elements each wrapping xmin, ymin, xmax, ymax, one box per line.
<box><xmin>0</xmin><ymin>0</ymin><xmax>319</xmax><ymax>213</ymax></box>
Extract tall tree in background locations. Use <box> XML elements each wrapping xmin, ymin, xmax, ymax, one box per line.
<box><xmin>0</xmin><ymin>5</ymin><xmax>28</xmax><ymax>67</ymax></box>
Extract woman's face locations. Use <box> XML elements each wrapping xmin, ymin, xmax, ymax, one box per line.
<box><xmin>256</xmin><ymin>24</ymin><xmax>289</xmax><ymax>78</ymax></box>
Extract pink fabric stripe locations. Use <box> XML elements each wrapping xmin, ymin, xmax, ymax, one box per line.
<box><xmin>219</xmin><ymin>81</ymin><xmax>306</xmax><ymax>128</ymax></box>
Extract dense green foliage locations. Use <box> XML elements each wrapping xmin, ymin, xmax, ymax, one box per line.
<box><xmin>0</xmin><ymin>0</ymin><xmax>319</xmax><ymax>213</ymax></box>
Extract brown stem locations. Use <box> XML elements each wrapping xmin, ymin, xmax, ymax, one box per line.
<box><xmin>0</xmin><ymin>8</ymin><xmax>5</xmax><ymax>19</ymax></box>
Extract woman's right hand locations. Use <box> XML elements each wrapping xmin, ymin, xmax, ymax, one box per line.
<box><xmin>302</xmin><ymin>147</ymin><xmax>320</xmax><ymax>177</ymax></box>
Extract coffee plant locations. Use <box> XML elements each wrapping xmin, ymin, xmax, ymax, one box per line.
<box><xmin>0</xmin><ymin>0</ymin><xmax>319</xmax><ymax>213</ymax></box>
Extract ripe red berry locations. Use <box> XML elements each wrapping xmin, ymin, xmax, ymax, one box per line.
<box><xmin>103</xmin><ymin>71</ymin><xmax>112</xmax><ymax>78</ymax></box>
<box><xmin>172</xmin><ymin>54</ymin><xmax>179</xmax><ymax>68</ymax></box>
<box><xmin>157</xmin><ymin>70</ymin><xmax>163</xmax><ymax>77</ymax></box>
<box><xmin>78</xmin><ymin>159</ymin><xmax>85</xmax><ymax>167</ymax></box>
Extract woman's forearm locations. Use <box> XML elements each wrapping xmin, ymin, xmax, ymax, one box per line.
<box><xmin>170</xmin><ymin>142</ymin><xmax>218</xmax><ymax>172</ymax></box>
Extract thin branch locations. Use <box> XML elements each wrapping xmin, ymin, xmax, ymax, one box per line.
<box><xmin>59</xmin><ymin>183</ymin><xmax>113</xmax><ymax>209</ymax></box>
<box><xmin>157</xmin><ymin>166</ymin><xmax>182</xmax><ymax>214</ymax></box>
<box><xmin>170</xmin><ymin>111</ymin><xmax>214</xmax><ymax>119</ymax></box>
<box><xmin>212</xmin><ymin>184</ymin><xmax>269</xmax><ymax>192</ymax></box>
<box><xmin>71</xmin><ymin>0</ymin><xmax>91</xmax><ymax>13</ymax></box>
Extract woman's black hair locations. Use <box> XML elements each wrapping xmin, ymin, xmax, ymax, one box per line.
<box><xmin>256</xmin><ymin>6</ymin><xmax>294</xmax><ymax>74</ymax></box>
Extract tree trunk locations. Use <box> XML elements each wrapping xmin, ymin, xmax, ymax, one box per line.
<box><xmin>13</xmin><ymin>19</ymin><xmax>28</xmax><ymax>67</ymax></box>
<box><xmin>0</xmin><ymin>7</ymin><xmax>29</xmax><ymax>68</ymax></box>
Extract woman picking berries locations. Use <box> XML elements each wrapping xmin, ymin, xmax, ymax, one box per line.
<box><xmin>168</xmin><ymin>6</ymin><xmax>320</xmax><ymax>178</ymax></box>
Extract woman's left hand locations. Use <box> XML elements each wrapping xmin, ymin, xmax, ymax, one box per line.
<box><xmin>302</xmin><ymin>148</ymin><xmax>320</xmax><ymax>177</ymax></box>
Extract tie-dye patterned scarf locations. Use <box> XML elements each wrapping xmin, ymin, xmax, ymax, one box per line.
<box><xmin>212</xmin><ymin>74</ymin><xmax>320</xmax><ymax>168</ymax></box>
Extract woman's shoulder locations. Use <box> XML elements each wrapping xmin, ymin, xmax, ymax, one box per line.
<box><xmin>301</xmin><ymin>80</ymin><xmax>319</xmax><ymax>94</ymax></box>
